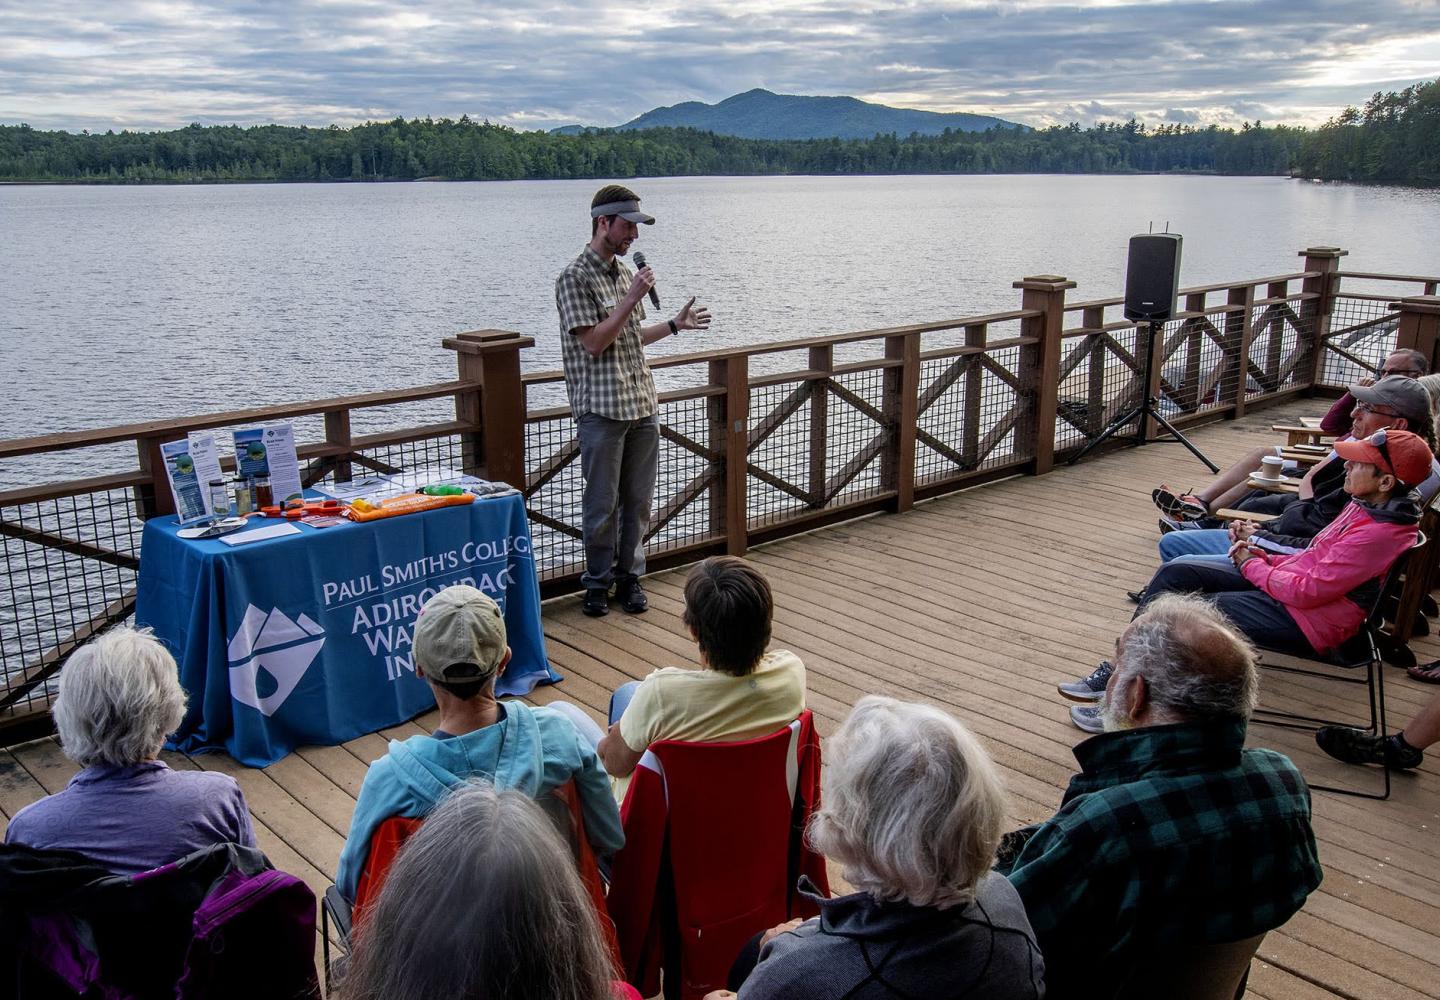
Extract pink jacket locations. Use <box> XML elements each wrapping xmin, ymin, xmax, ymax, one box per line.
<box><xmin>1241</xmin><ymin>498</ymin><xmax>1418</xmax><ymax>653</ymax></box>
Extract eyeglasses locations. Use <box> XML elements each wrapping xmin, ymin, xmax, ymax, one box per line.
<box><xmin>1355</xmin><ymin>401</ymin><xmax>1399</xmax><ymax>418</ymax></box>
<box><xmin>1364</xmin><ymin>429</ymin><xmax>1398</xmax><ymax>478</ymax></box>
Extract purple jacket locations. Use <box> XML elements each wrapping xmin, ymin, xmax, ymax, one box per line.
<box><xmin>5</xmin><ymin>760</ymin><xmax>255</xmax><ymax>873</ymax></box>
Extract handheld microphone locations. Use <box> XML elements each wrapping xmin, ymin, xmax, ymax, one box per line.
<box><xmin>631</xmin><ymin>252</ymin><xmax>661</xmax><ymax>308</ymax></box>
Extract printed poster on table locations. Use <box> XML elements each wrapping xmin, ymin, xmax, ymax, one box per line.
<box><xmin>161</xmin><ymin>433</ymin><xmax>224</xmax><ymax>522</ymax></box>
<box><xmin>232</xmin><ymin>424</ymin><xmax>303</xmax><ymax>503</ymax></box>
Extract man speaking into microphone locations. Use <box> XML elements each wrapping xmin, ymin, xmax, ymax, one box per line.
<box><xmin>555</xmin><ymin>184</ymin><xmax>712</xmax><ymax>617</ymax></box>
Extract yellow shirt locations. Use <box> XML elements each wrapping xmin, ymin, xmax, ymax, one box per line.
<box><xmin>612</xmin><ymin>650</ymin><xmax>806</xmax><ymax>801</ymax></box>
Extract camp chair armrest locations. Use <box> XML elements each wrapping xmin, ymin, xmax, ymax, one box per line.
<box><xmin>1213</xmin><ymin>509</ymin><xmax>1278</xmax><ymax>523</ymax></box>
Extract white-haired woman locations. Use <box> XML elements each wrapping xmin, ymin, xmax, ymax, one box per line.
<box><xmin>5</xmin><ymin>627</ymin><xmax>254</xmax><ymax>872</ymax></box>
<box><xmin>338</xmin><ymin>781</ymin><xmax>638</xmax><ymax>1000</ymax></box>
<box><xmin>713</xmin><ymin>696</ymin><xmax>1045</xmax><ymax>1000</ymax></box>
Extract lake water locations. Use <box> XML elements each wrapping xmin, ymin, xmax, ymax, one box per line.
<box><xmin>4</xmin><ymin>173</ymin><xmax>1440</xmax><ymax>449</ymax></box>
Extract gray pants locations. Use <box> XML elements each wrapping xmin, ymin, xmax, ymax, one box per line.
<box><xmin>577</xmin><ymin>412</ymin><xmax>659</xmax><ymax>591</ymax></box>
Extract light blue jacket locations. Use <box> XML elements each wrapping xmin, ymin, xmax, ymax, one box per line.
<box><xmin>335</xmin><ymin>702</ymin><xmax>623</xmax><ymax>900</ymax></box>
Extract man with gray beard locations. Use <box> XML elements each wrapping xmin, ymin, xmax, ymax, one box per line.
<box><xmin>994</xmin><ymin>595</ymin><xmax>1322</xmax><ymax>1000</ymax></box>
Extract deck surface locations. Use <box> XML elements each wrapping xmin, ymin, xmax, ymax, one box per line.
<box><xmin>3</xmin><ymin>399</ymin><xmax>1438</xmax><ymax>1000</ymax></box>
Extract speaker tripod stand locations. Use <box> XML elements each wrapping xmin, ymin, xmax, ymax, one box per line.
<box><xmin>1067</xmin><ymin>321</ymin><xmax>1218</xmax><ymax>472</ymax></box>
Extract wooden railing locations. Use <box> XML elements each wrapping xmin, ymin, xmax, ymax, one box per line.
<box><xmin>3</xmin><ymin>249</ymin><xmax>1439</xmax><ymax>743</ymax></box>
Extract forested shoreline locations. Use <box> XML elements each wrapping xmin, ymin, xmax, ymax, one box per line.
<box><xmin>2</xmin><ymin>78</ymin><xmax>1435</xmax><ymax>186</ymax></box>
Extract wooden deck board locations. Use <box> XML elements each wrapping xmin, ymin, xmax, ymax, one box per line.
<box><xmin>6</xmin><ymin>399</ymin><xmax>1440</xmax><ymax>998</ymax></box>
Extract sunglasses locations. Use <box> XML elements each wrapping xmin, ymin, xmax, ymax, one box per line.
<box><xmin>1362</xmin><ymin>429</ymin><xmax>1398</xmax><ymax>478</ymax></box>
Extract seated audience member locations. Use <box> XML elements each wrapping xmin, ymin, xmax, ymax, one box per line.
<box><xmin>338</xmin><ymin>781</ymin><xmax>633</xmax><ymax>1000</ymax></box>
<box><xmin>1153</xmin><ymin>372</ymin><xmax>1430</xmax><ymax>525</ymax></box>
<box><xmin>4</xmin><ymin>627</ymin><xmax>255</xmax><ymax>872</ymax></box>
<box><xmin>335</xmin><ymin>585</ymin><xmax>622</xmax><ymax>901</ymax></box>
<box><xmin>1141</xmin><ymin>399</ymin><xmax>1438</xmax><ymax>571</ymax></box>
<box><xmin>1320</xmin><ymin>348</ymin><xmax>1428</xmax><ymax>434</ymax></box>
<box><xmin>1317</xmin><ymin>685</ymin><xmax>1439</xmax><ymax>771</ymax></box>
<box><xmin>1004</xmin><ymin>596</ymin><xmax>1322</xmax><ymax>1000</ymax></box>
<box><xmin>716</xmin><ymin>696</ymin><xmax>1043</xmax><ymax>1000</ymax></box>
<box><xmin>552</xmin><ymin>556</ymin><xmax>805</xmax><ymax>799</ymax></box>
<box><xmin>1064</xmin><ymin>429</ymin><xmax>1429</xmax><ymax>717</ymax></box>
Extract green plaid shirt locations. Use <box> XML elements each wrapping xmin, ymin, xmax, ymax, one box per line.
<box><xmin>998</xmin><ymin>720</ymin><xmax>1321</xmax><ymax>1000</ymax></box>
<box><xmin>555</xmin><ymin>246</ymin><xmax>656</xmax><ymax>421</ymax></box>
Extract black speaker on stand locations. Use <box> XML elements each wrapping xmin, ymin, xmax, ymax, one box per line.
<box><xmin>1068</xmin><ymin>233</ymin><xmax>1217</xmax><ymax>471</ymax></box>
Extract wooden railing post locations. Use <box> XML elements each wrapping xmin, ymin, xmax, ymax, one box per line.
<box><xmin>135</xmin><ymin>435</ymin><xmax>172</xmax><ymax>519</ymax></box>
<box><xmin>1083</xmin><ymin>306</ymin><xmax>1107</xmax><ymax>436</ymax></box>
<box><xmin>710</xmin><ymin>357</ymin><xmax>749</xmax><ymax>554</ymax></box>
<box><xmin>808</xmin><ymin>346</ymin><xmax>833</xmax><ymax>508</ymax></box>
<box><xmin>1391</xmin><ymin>296</ymin><xmax>1440</xmax><ymax>372</ymax></box>
<box><xmin>1014</xmin><ymin>275</ymin><xmax>1076</xmax><ymax>474</ymax></box>
<box><xmin>324</xmin><ymin>410</ymin><xmax>353</xmax><ymax>484</ymax></box>
<box><xmin>883</xmin><ymin>333</ymin><xmax>920</xmax><ymax>512</ymax></box>
<box><xmin>1227</xmin><ymin>283</ymin><xmax>1257</xmax><ymax>417</ymax></box>
<box><xmin>442</xmin><ymin>330</ymin><xmax>535</xmax><ymax>490</ymax></box>
<box><xmin>1301</xmin><ymin>246</ymin><xmax>1347</xmax><ymax>387</ymax></box>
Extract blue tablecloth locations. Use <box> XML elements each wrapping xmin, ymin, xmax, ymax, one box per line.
<box><xmin>136</xmin><ymin>494</ymin><xmax>556</xmax><ymax>766</ymax></box>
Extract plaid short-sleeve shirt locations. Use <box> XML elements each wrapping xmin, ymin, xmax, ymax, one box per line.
<box><xmin>555</xmin><ymin>246</ymin><xmax>656</xmax><ymax>421</ymax></box>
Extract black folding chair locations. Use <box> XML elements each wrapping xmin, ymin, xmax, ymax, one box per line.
<box><xmin>1250</xmin><ymin>532</ymin><xmax>1425</xmax><ymax>801</ymax></box>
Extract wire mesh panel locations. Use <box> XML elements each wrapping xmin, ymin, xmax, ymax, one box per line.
<box><xmin>1155</xmin><ymin>307</ymin><xmax>1244</xmax><ymax>419</ymax></box>
<box><xmin>1053</xmin><ymin>325</ymin><xmax>1146</xmax><ymax>453</ymax></box>
<box><xmin>746</xmin><ymin>378</ymin><xmax>822</xmax><ymax>530</ymax></box>
<box><xmin>824</xmin><ymin>367</ymin><xmax>889</xmax><ymax>507</ymax></box>
<box><xmin>650</xmin><ymin>395</ymin><xmax>719</xmax><ymax>555</ymax></box>
<box><xmin>917</xmin><ymin>343</ymin><xmax>1032</xmax><ymax>483</ymax></box>
<box><xmin>1</xmin><ymin>487</ymin><xmax>143</xmax><ymax>717</ymax></box>
<box><xmin>524</xmin><ymin>413</ymin><xmax>586</xmax><ymax>580</ymax></box>
<box><xmin>1245</xmin><ymin>293</ymin><xmax>1315</xmax><ymax>401</ymax></box>
<box><xmin>1323</xmin><ymin>295</ymin><xmax>1398</xmax><ymax>387</ymax></box>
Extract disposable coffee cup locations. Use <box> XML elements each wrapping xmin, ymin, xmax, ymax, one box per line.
<box><xmin>1257</xmin><ymin>455</ymin><xmax>1284</xmax><ymax>481</ymax></box>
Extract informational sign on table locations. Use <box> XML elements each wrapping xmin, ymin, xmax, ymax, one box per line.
<box><xmin>161</xmin><ymin>433</ymin><xmax>224</xmax><ymax>522</ymax></box>
<box><xmin>232</xmin><ymin>423</ymin><xmax>303</xmax><ymax>504</ymax></box>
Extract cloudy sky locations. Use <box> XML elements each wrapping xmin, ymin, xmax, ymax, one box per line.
<box><xmin>2</xmin><ymin>0</ymin><xmax>1439</xmax><ymax>134</ymax></box>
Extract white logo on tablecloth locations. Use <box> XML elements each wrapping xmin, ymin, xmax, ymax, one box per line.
<box><xmin>227</xmin><ymin>605</ymin><xmax>326</xmax><ymax>716</ymax></box>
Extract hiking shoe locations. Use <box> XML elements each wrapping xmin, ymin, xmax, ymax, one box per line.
<box><xmin>582</xmin><ymin>587</ymin><xmax>610</xmax><ymax>617</ymax></box>
<box><xmin>1058</xmin><ymin>660</ymin><xmax>1113</xmax><ymax>702</ymax></box>
<box><xmin>1316</xmin><ymin>727</ymin><xmax>1423</xmax><ymax>769</ymax></box>
<box><xmin>1151</xmin><ymin>487</ymin><xmax>1208</xmax><ymax>521</ymax></box>
<box><xmin>1157</xmin><ymin>517</ymin><xmax>1180</xmax><ymax>535</ymax></box>
<box><xmin>1070</xmin><ymin>704</ymin><xmax>1106</xmax><ymax>734</ymax></box>
<box><xmin>614</xmin><ymin>576</ymin><xmax>648</xmax><ymax>614</ymax></box>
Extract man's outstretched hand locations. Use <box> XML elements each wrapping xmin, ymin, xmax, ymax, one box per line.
<box><xmin>675</xmin><ymin>297</ymin><xmax>712</xmax><ymax>333</ymax></box>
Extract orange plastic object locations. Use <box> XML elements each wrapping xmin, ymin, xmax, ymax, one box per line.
<box><xmin>344</xmin><ymin>492</ymin><xmax>474</xmax><ymax>521</ymax></box>
<box><xmin>260</xmin><ymin>505</ymin><xmax>282</xmax><ymax>518</ymax></box>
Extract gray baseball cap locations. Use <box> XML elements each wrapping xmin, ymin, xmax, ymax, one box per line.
<box><xmin>412</xmin><ymin>585</ymin><xmax>507</xmax><ymax>683</ymax></box>
<box><xmin>1350</xmin><ymin>375</ymin><xmax>1433</xmax><ymax>427</ymax></box>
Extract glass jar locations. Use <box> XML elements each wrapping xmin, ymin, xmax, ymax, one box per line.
<box><xmin>253</xmin><ymin>475</ymin><xmax>273</xmax><ymax>509</ymax></box>
<box><xmin>234</xmin><ymin>479</ymin><xmax>253</xmax><ymax>515</ymax></box>
<box><xmin>207</xmin><ymin>479</ymin><xmax>230</xmax><ymax>519</ymax></box>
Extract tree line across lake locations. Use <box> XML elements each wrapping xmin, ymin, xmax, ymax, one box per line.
<box><xmin>2</xmin><ymin>78</ymin><xmax>1436</xmax><ymax>186</ymax></box>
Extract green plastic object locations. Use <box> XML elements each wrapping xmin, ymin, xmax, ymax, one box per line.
<box><xmin>420</xmin><ymin>485</ymin><xmax>466</xmax><ymax>496</ymax></box>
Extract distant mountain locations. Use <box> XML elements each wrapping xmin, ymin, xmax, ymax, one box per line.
<box><xmin>549</xmin><ymin>89</ymin><xmax>1024</xmax><ymax>140</ymax></box>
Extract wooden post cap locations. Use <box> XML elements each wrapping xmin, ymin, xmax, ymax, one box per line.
<box><xmin>1298</xmin><ymin>247</ymin><xmax>1348</xmax><ymax>259</ymax></box>
<box><xmin>1013</xmin><ymin>276</ymin><xmax>1077</xmax><ymax>292</ymax></box>
<box><xmin>442</xmin><ymin>330</ymin><xmax>536</xmax><ymax>354</ymax></box>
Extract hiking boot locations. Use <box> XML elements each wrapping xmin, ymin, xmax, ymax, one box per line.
<box><xmin>1316</xmin><ymin>727</ymin><xmax>1423</xmax><ymax>769</ymax></box>
<box><xmin>1058</xmin><ymin>660</ymin><xmax>1114</xmax><ymax>702</ymax></box>
<box><xmin>614</xmin><ymin>576</ymin><xmax>648</xmax><ymax>614</ymax></box>
<box><xmin>1070</xmin><ymin>704</ymin><xmax>1106</xmax><ymax>734</ymax></box>
<box><xmin>582</xmin><ymin>587</ymin><xmax>610</xmax><ymax>617</ymax></box>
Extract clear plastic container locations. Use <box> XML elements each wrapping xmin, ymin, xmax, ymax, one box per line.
<box><xmin>207</xmin><ymin>479</ymin><xmax>230</xmax><ymax>519</ymax></box>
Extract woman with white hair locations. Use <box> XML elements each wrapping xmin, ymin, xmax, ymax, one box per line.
<box><xmin>339</xmin><ymin>780</ymin><xmax>634</xmax><ymax>1000</ymax></box>
<box><xmin>4</xmin><ymin>627</ymin><xmax>254</xmax><ymax>872</ymax></box>
<box><xmin>715</xmin><ymin>696</ymin><xmax>1044</xmax><ymax>1000</ymax></box>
